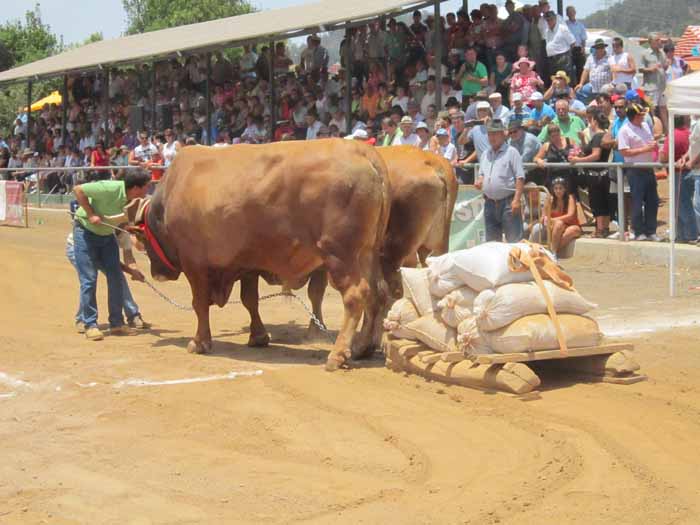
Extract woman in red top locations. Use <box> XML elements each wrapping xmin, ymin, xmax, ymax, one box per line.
<box><xmin>90</xmin><ymin>141</ymin><xmax>110</xmax><ymax>180</ymax></box>
<box><xmin>546</xmin><ymin>177</ymin><xmax>582</xmax><ymax>255</ymax></box>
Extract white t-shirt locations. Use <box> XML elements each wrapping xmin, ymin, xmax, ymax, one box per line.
<box><xmin>439</xmin><ymin>142</ymin><xmax>457</xmax><ymax>161</ymax></box>
<box><xmin>617</xmin><ymin>121</ymin><xmax>654</xmax><ymax>163</ymax></box>
<box><xmin>609</xmin><ymin>52</ymin><xmax>635</xmax><ymax>85</ymax></box>
<box><xmin>544</xmin><ymin>23</ymin><xmax>576</xmax><ymax>57</ymax></box>
<box><xmin>133</xmin><ymin>143</ymin><xmax>158</xmax><ymax>162</ymax></box>
<box><xmin>392</xmin><ymin>133</ymin><xmax>420</xmax><ymax>147</ymax></box>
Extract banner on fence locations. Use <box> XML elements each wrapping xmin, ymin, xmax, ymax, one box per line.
<box><xmin>0</xmin><ymin>181</ymin><xmax>25</xmax><ymax>227</ymax></box>
<box><xmin>449</xmin><ymin>186</ymin><xmax>485</xmax><ymax>251</ymax></box>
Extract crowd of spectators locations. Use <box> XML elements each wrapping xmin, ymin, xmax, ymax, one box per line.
<box><xmin>0</xmin><ymin>2</ymin><xmax>696</xmax><ymax>242</ymax></box>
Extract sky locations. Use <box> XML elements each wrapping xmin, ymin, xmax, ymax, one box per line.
<box><xmin>2</xmin><ymin>0</ymin><xmax>605</xmax><ymax>45</ymax></box>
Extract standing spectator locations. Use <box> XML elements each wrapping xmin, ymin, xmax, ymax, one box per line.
<box><xmin>489</xmin><ymin>52</ymin><xmax>513</xmax><ymax>102</ymax></box>
<box><xmin>576</xmin><ymin>39</ymin><xmax>612</xmax><ymax>98</ymax></box>
<box><xmin>617</xmin><ymin>104</ymin><xmax>660</xmax><ymax>241</ymax></box>
<box><xmin>393</xmin><ymin>116</ymin><xmax>420</xmax><ymax>146</ymax></box>
<box><xmin>640</xmin><ymin>33</ymin><xmax>668</xmax><ymax>131</ymax></box>
<box><xmin>420</xmin><ymin>77</ymin><xmax>437</xmax><ymax>116</ymax></box>
<box><xmin>508</xmin><ymin>119</ymin><xmax>541</xmax><ymax>163</ymax></box>
<box><xmin>90</xmin><ymin>141</ymin><xmax>110</xmax><ymax>181</ymax></box>
<box><xmin>161</xmin><ymin>128</ymin><xmax>181</xmax><ymax>168</ymax></box>
<box><xmin>415</xmin><ymin>121</ymin><xmax>431</xmax><ymax>150</ymax></box>
<box><xmin>503</xmin><ymin>0</ymin><xmax>528</xmax><ymax>61</ymax></box>
<box><xmin>569</xmin><ymin>111</ymin><xmax>613</xmax><ymax>237</ymax></box>
<box><xmin>664</xmin><ymin>42</ymin><xmax>686</xmax><ymax>82</ymax></box>
<box><xmin>509</xmin><ymin>57</ymin><xmax>543</xmax><ymax>104</ymax></box>
<box><xmin>457</xmin><ymin>47</ymin><xmax>488</xmax><ymax>102</ymax></box>
<box><xmin>129</xmin><ymin>132</ymin><xmax>158</xmax><ymax>167</ymax></box>
<box><xmin>609</xmin><ymin>37</ymin><xmax>637</xmax><ymax>88</ymax></box>
<box><xmin>367</xmin><ymin>21</ymin><xmax>387</xmax><ymax>70</ymax></box>
<box><xmin>688</xmin><ymin>116</ymin><xmax>700</xmax><ymax>238</ymax></box>
<box><xmin>542</xmin><ymin>11</ymin><xmax>575</xmax><ymax>84</ymax></box>
<box><xmin>661</xmin><ymin>115</ymin><xmax>697</xmax><ymax>243</ymax></box>
<box><xmin>305</xmin><ymin>109</ymin><xmax>322</xmax><ymax>140</ymax></box>
<box><xmin>461</xmin><ymin>102</ymin><xmax>493</xmax><ymax>162</ymax></box>
<box><xmin>565</xmin><ymin>6</ymin><xmax>587</xmax><ymax>84</ymax></box>
<box><xmin>526</xmin><ymin>4</ymin><xmax>546</xmax><ymax>79</ymax></box>
<box><xmin>475</xmin><ymin>119</ymin><xmax>525</xmax><ymax>242</ymax></box>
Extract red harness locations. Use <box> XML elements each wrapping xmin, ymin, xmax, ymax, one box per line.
<box><xmin>139</xmin><ymin>201</ymin><xmax>178</xmax><ymax>272</ymax></box>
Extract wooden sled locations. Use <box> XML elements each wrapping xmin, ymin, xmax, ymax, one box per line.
<box><xmin>383</xmin><ymin>335</ymin><xmax>646</xmax><ymax>395</ymax></box>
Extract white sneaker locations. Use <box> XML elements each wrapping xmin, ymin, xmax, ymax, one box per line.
<box><xmin>634</xmin><ymin>234</ymin><xmax>647</xmax><ymax>241</ymax></box>
<box><xmin>647</xmin><ymin>234</ymin><xmax>662</xmax><ymax>242</ymax></box>
<box><xmin>607</xmin><ymin>231</ymin><xmax>620</xmax><ymax>240</ymax></box>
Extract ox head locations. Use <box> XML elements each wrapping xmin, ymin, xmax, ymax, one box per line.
<box><xmin>125</xmin><ymin>197</ymin><xmax>182</xmax><ymax>282</ymax></box>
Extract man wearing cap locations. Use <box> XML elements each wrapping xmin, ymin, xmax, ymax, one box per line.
<box><xmin>576</xmin><ymin>39</ymin><xmax>612</xmax><ymax>96</ymax></box>
<box><xmin>537</xmin><ymin>98</ymin><xmax>586</xmax><ymax>144</ymax></box>
<box><xmin>489</xmin><ymin>92</ymin><xmax>510</xmax><ymax>121</ymax></box>
<box><xmin>457</xmin><ymin>47</ymin><xmax>488</xmax><ymax>102</ymax></box>
<box><xmin>476</xmin><ymin>119</ymin><xmax>525</xmax><ymax>242</ymax></box>
<box><xmin>392</xmin><ymin>116</ymin><xmax>421</xmax><ymax>147</ymax></box>
<box><xmin>415</xmin><ymin>122</ymin><xmax>431</xmax><ymax>150</ymax></box>
<box><xmin>508</xmin><ymin>119</ymin><xmax>542</xmax><ymax>163</ymax></box>
<box><xmin>460</xmin><ymin>101</ymin><xmax>493</xmax><ymax>163</ymax></box>
<box><xmin>527</xmin><ymin>91</ymin><xmax>556</xmax><ymax>131</ymax></box>
<box><xmin>617</xmin><ymin>103</ymin><xmax>660</xmax><ymax>241</ymax></box>
<box><xmin>506</xmin><ymin>92</ymin><xmax>530</xmax><ymax>126</ymax></box>
<box><xmin>464</xmin><ymin>90</ymin><xmax>490</xmax><ymax>122</ymax></box>
<box><xmin>436</xmin><ymin>128</ymin><xmax>458</xmax><ymax>165</ymax></box>
<box><xmin>609</xmin><ymin>37</ymin><xmax>637</xmax><ymax>88</ymax></box>
<box><xmin>566</xmin><ymin>6</ymin><xmax>588</xmax><ymax>84</ymax></box>
<box><xmin>543</xmin><ymin>10</ymin><xmax>575</xmax><ymax>84</ymax></box>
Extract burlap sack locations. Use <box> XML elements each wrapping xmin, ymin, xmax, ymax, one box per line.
<box><xmin>403</xmin><ymin>314</ymin><xmax>457</xmax><ymax>353</ymax></box>
<box><xmin>401</xmin><ymin>267</ymin><xmax>439</xmax><ymax>315</ymax></box>
<box><xmin>383</xmin><ymin>298</ymin><xmax>420</xmax><ymax>339</ymax></box>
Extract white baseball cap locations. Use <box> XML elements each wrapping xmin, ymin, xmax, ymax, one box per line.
<box><xmin>530</xmin><ymin>92</ymin><xmax>544</xmax><ymax>101</ymax></box>
<box><xmin>512</xmin><ymin>92</ymin><xmax>523</xmax><ymax>102</ymax></box>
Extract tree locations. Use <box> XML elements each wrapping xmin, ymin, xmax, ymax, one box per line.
<box><xmin>583</xmin><ymin>0</ymin><xmax>699</xmax><ymax>37</ymax></box>
<box><xmin>0</xmin><ymin>3</ymin><xmax>58</xmax><ymax>70</ymax></box>
<box><xmin>123</xmin><ymin>0</ymin><xmax>255</xmax><ymax>35</ymax></box>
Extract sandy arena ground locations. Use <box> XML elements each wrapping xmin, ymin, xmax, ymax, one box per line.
<box><xmin>1</xmin><ymin>209</ymin><xmax>700</xmax><ymax>525</ymax></box>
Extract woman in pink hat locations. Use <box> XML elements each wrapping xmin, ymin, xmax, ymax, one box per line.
<box><xmin>509</xmin><ymin>57</ymin><xmax>544</xmax><ymax>104</ymax></box>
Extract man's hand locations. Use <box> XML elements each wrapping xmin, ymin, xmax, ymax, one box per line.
<box><xmin>511</xmin><ymin>197</ymin><xmax>521</xmax><ymax>212</ymax></box>
<box><xmin>646</xmin><ymin>140</ymin><xmax>658</xmax><ymax>152</ymax></box>
<box><xmin>574</xmin><ymin>84</ymin><xmax>582</xmax><ymax>92</ymax></box>
<box><xmin>88</xmin><ymin>214</ymin><xmax>102</xmax><ymax>226</ymax></box>
<box><xmin>474</xmin><ymin>176</ymin><xmax>484</xmax><ymax>190</ymax></box>
<box><xmin>130</xmin><ymin>269</ymin><xmax>146</xmax><ymax>282</ymax></box>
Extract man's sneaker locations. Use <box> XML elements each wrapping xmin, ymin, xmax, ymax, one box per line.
<box><xmin>110</xmin><ymin>325</ymin><xmax>132</xmax><ymax>336</ymax></box>
<box><xmin>85</xmin><ymin>327</ymin><xmax>104</xmax><ymax>341</ymax></box>
<box><xmin>634</xmin><ymin>233</ymin><xmax>647</xmax><ymax>241</ymax></box>
<box><xmin>607</xmin><ymin>231</ymin><xmax>620</xmax><ymax>240</ymax></box>
<box><xmin>75</xmin><ymin>320</ymin><xmax>86</xmax><ymax>334</ymax></box>
<box><xmin>128</xmin><ymin>315</ymin><xmax>151</xmax><ymax>330</ymax></box>
<box><xmin>648</xmin><ymin>234</ymin><xmax>662</xmax><ymax>242</ymax></box>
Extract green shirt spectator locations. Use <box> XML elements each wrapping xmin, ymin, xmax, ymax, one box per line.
<box><xmin>458</xmin><ymin>48</ymin><xmax>488</xmax><ymax>98</ymax></box>
<box><xmin>537</xmin><ymin>114</ymin><xmax>586</xmax><ymax>144</ymax></box>
<box><xmin>75</xmin><ymin>180</ymin><xmax>127</xmax><ymax>236</ymax></box>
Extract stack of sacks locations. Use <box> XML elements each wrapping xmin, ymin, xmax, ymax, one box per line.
<box><xmin>428</xmin><ymin>242</ymin><xmax>601</xmax><ymax>355</ymax></box>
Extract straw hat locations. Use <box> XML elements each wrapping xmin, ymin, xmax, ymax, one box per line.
<box><xmin>551</xmin><ymin>70</ymin><xmax>570</xmax><ymax>84</ymax></box>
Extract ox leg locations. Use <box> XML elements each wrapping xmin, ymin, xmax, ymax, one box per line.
<box><xmin>187</xmin><ymin>275</ymin><xmax>213</xmax><ymax>354</ymax></box>
<box><xmin>324</xmin><ymin>256</ymin><xmax>369</xmax><ymax>371</ymax></box>
<box><xmin>306</xmin><ymin>269</ymin><xmax>328</xmax><ymax>340</ymax></box>
<box><xmin>240</xmin><ymin>273</ymin><xmax>271</xmax><ymax>347</ymax></box>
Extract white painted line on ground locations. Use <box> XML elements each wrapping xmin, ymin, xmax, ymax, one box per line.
<box><xmin>600</xmin><ymin>315</ymin><xmax>699</xmax><ymax>338</ymax></box>
<box><xmin>0</xmin><ymin>372</ymin><xmax>31</xmax><ymax>390</ymax></box>
<box><xmin>113</xmin><ymin>370</ymin><xmax>263</xmax><ymax>388</ymax></box>
<box><xmin>0</xmin><ymin>392</ymin><xmax>17</xmax><ymax>399</ymax></box>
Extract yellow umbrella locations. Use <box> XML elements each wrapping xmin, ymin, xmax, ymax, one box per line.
<box><xmin>25</xmin><ymin>91</ymin><xmax>62</xmax><ymax>112</ymax></box>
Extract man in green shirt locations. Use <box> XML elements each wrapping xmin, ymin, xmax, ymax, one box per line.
<box><xmin>537</xmin><ymin>98</ymin><xmax>586</xmax><ymax>144</ymax></box>
<box><xmin>457</xmin><ymin>47</ymin><xmax>488</xmax><ymax>102</ymax></box>
<box><xmin>73</xmin><ymin>172</ymin><xmax>151</xmax><ymax>340</ymax></box>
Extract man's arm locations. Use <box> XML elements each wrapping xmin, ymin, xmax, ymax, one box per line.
<box><xmin>576</xmin><ymin>68</ymin><xmax>590</xmax><ymax>91</ymax></box>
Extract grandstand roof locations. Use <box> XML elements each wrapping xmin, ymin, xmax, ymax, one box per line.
<box><xmin>0</xmin><ymin>0</ymin><xmax>440</xmax><ymax>85</ymax></box>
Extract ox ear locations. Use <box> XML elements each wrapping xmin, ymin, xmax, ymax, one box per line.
<box><xmin>124</xmin><ymin>197</ymin><xmax>149</xmax><ymax>225</ymax></box>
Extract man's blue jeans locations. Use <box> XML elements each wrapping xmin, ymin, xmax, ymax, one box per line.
<box><xmin>484</xmin><ymin>196</ymin><xmax>523</xmax><ymax>243</ymax></box>
<box><xmin>676</xmin><ymin>171</ymin><xmax>698</xmax><ymax>242</ymax></box>
<box><xmin>626</xmin><ymin>168</ymin><xmax>659</xmax><ymax>237</ymax></box>
<box><xmin>67</xmin><ymin>236</ymin><xmax>140</xmax><ymax>323</ymax></box>
<box><xmin>72</xmin><ymin>225</ymin><xmax>125</xmax><ymax>329</ymax></box>
<box><xmin>694</xmin><ymin>176</ymin><xmax>700</xmax><ymax>237</ymax></box>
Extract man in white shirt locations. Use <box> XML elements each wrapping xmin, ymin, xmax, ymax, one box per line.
<box><xmin>420</xmin><ymin>77</ymin><xmax>437</xmax><ymax>116</ymax></box>
<box><xmin>392</xmin><ymin>116</ymin><xmax>421</xmax><ymax>147</ymax></box>
<box><xmin>617</xmin><ymin>104</ymin><xmax>660</xmax><ymax>241</ymax></box>
<box><xmin>488</xmin><ymin>92</ymin><xmax>510</xmax><ymax>121</ymax></box>
<box><xmin>435</xmin><ymin>128</ymin><xmax>458</xmax><ymax>165</ymax></box>
<box><xmin>543</xmin><ymin>11</ymin><xmax>575</xmax><ymax>85</ymax></box>
<box><xmin>609</xmin><ymin>37</ymin><xmax>636</xmax><ymax>88</ymax></box>
<box><xmin>305</xmin><ymin>110</ymin><xmax>323</xmax><ymax>140</ymax></box>
<box><xmin>129</xmin><ymin>132</ymin><xmax>158</xmax><ymax>167</ymax></box>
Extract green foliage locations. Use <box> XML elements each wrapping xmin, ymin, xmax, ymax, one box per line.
<box><xmin>583</xmin><ymin>0</ymin><xmax>700</xmax><ymax>37</ymax></box>
<box><xmin>0</xmin><ymin>3</ymin><xmax>58</xmax><ymax>70</ymax></box>
<box><xmin>123</xmin><ymin>0</ymin><xmax>255</xmax><ymax>35</ymax></box>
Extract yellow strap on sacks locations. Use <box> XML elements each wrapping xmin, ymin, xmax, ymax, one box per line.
<box><xmin>508</xmin><ymin>243</ymin><xmax>569</xmax><ymax>356</ymax></box>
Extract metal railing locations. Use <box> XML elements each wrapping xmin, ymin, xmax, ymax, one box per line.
<box><xmin>458</xmin><ymin>161</ymin><xmax>664</xmax><ymax>243</ymax></box>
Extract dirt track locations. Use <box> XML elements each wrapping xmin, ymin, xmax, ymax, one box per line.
<box><xmin>2</xmin><ymin>210</ymin><xmax>700</xmax><ymax>525</ymax></box>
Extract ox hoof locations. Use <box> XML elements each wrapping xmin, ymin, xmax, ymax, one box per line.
<box><xmin>325</xmin><ymin>352</ymin><xmax>350</xmax><ymax>372</ymax></box>
<box><xmin>247</xmin><ymin>332</ymin><xmax>271</xmax><ymax>347</ymax></box>
<box><xmin>187</xmin><ymin>339</ymin><xmax>212</xmax><ymax>354</ymax></box>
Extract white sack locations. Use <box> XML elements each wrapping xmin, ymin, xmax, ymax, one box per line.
<box><xmin>437</xmin><ymin>286</ymin><xmax>479</xmax><ymax>328</ymax></box>
<box><xmin>400</xmin><ymin>267</ymin><xmax>438</xmax><ymax>315</ymax></box>
<box><xmin>403</xmin><ymin>314</ymin><xmax>457</xmax><ymax>353</ymax></box>
<box><xmin>474</xmin><ymin>281</ymin><xmax>597</xmax><ymax>332</ymax></box>
<box><xmin>383</xmin><ymin>298</ymin><xmax>420</xmax><ymax>339</ymax></box>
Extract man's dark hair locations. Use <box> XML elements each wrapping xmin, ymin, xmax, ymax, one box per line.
<box><xmin>124</xmin><ymin>171</ymin><xmax>151</xmax><ymax>190</ymax></box>
<box><xmin>613</xmin><ymin>37</ymin><xmax>624</xmax><ymax>48</ymax></box>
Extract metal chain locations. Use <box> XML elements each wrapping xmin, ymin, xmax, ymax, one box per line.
<box><xmin>142</xmin><ymin>279</ymin><xmax>332</xmax><ymax>340</ymax></box>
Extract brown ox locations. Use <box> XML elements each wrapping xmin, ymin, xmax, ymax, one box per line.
<box><xmin>129</xmin><ymin>140</ymin><xmax>391</xmax><ymax>370</ymax></box>
<box><xmin>242</xmin><ymin>146</ymin><xmax>458</xmax><ymax>345</ymax></box>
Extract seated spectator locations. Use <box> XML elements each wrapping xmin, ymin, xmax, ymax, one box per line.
<box><xmin>460</xmin><ymin>101</ymin><xmax>493</xmax><ymax>163</ymax></box>
<box><xmin>506</xmin><ymin>92</ymin><xmax>530</xmax><ymax>125</ymax></box>
<box><xmin>435</xmin><ymin>128</ymin><xmax>458</xmax><ymax>165</ymax></box>
<box><xmin>526</xmin><ymin>91</ymin><xmax>555</xmax><ymax>132</ymax></box>
<box><xmin>545</xmin><ymin>176</ymin><xmax>582</xmax><ymax>255</ymax></box>
<box><xmin>544</xmin><ymin>70</ymin><xmax>573</xmax><ymax>102</ymax></box>
<box><xmin>534</xmin><ymin>123</ymin><xmax>578</xmax><ymax>190</ymax></box>
<box><xmin>510</xmin><ymin>57</ymin><xmax>543</xmax><ymax>104</ymax></box>
<box><xmin>490</xmin><ymin>51</ymin><xmax>513</xmax><ymax>101</ymax></box>
<box><xmin>537</xmin><ymin>98</ymin><xmax>586</xmax><ymax>144</ymax></box>
<box><xmin>415</xmin><ymin>121</ymin><xmax>431</xmax><ymax>150</ymax></box>
<box><xmin>575</xmin><ymin>39</ymin><xmax>612</xmax><ymax>98</ymax></box>
<box><xmin>393</xmin><ymin>116</ymin><xmax>420</xmax><ymax>146</ymax></box>
<box><xmin>457</xmin><ymin>47</ymin><xmax>488</xmax><ymax>102</ymax></box>
<box><xmin>488</xmin><ymin>92</ymin><xmax>509</xmax><ymax>121</ymax></box>
<box><xmin>507</xmin><ymin>119</ymin><xmax>541</xmax><ymax>163</ymax></box>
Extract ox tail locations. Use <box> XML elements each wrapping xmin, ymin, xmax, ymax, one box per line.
<box><xmin>435</xmin><ymin>156</ymin><xmax>458</xmax><ymax>257</ymax></box>
<box><xmin>367</xmin><ymin>150</ymin><xmax>396</xmax><ymax>305</ymax></box>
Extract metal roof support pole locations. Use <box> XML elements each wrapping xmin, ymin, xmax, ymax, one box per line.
<box><xmin>26</xmin><ymin>80</ymin><xmax>33</xmax><ymax>141</ymax></box>
<box><xmin>206</xmin><ymin>53</ymin><xmax>212</xmax><ymax>145</ymax></box>
<box><xmin>434</xmin><ymin>0</ymin><xmax>443</xmax><ymax>111</ymax></box>
<box><xmin>462</xmin><ymin>0</ymin><xmax>469</xmax><ymax>14</ymax></box>
<box><xmin>557</xmin><ymin>0</ymin><xmax>563</xmax><ymax>16</ymax></box>
<box><xmin>269</xmin><ymin>41</ymin><xmax>276</xmax><ymax>142</ymax></box>
<box><xmin>151</xmin><ymin>62</ymin><xmax>157</xmax><ymax>133</ymax></box>
<box><xmin>103</xmin><ymin>67</ymin><xmax>110</xmax><ymax>146</ymax></box>
<box><xmin>61</xmin><ymin>75</ymin><xmax>68</xmax><ymax>145</ymax></box>
<box><xmin>344</xmin><ymin>27</ymin><xmax>352</xmax><ymax>136</ymax></box>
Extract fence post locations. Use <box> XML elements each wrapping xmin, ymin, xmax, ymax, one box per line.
<box><xmin>616</xmin><ymin>165</ymin><xmax>625</xmax><ymax>242</ymax></box>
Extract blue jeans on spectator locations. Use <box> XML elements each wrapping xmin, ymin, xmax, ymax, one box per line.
<box><xmin>676</xmin><ymin>171</ymin><xmax>698</xmax><ymax>242</ymax></box>
<box><xmin>72</xmin><ymin>225</ymin><xmax>125</xmax><ymax>329</ymax></box>
<box><xmin>67</xmin><ymin>236</ymin><xmax>140</xmax><ymax>323</ymax></box>
<box><xmin>484</xmin><ymin>196</ymin><xmax>523</xmax><ymax>243</ymax></box>
<box><xmin>626</xmin><ymin>168</ymin><xmax>659</xmax><ymax>237</ymax></box>
<box><xmin>693</xmin><ymin>175</ymin><xmax>700</xmax><ymax>237</ymax></box>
